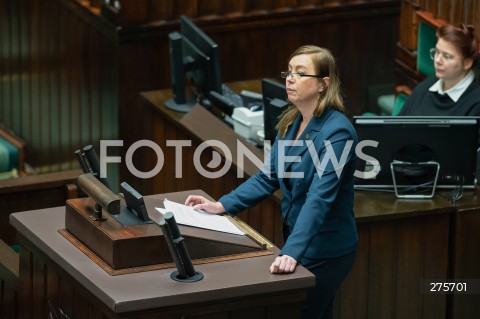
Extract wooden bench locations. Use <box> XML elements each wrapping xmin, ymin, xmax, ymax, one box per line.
<box><xmin>0</xmin><ymin>169</ymin><xmax>82</xmax><ymax>246</ymax></box>
<box><xmin>0</xmin><ymin>239</ymin><xmax>19</xmax><ymax>319</ymax></box>
<box><xmin>0</xmin><ymin>169</ymin><xmax>82</xmax><ymax>319</ymax></box>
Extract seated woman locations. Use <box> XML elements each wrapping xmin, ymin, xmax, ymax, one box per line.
<box><xmin>399</xmin><ymin>23</ymin><xmax>479</xmax><ymax>116</ymax></box>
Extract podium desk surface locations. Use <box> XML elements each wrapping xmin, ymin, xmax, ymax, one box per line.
<box><xmin>10</xmin><ymin>189</ymin><xmax>315</xmax><ymax>314</ymax></box>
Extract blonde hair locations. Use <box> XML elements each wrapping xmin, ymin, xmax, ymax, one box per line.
<box><xmin>277</xmin><ymin>45</ymin><xmax>344</xmax><ymax>137</ymax></box>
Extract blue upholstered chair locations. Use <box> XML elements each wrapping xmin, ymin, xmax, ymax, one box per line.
<box><xmin>367</xmin><ymin>87</ymin><xmax>408</xmax><ymax>117</ymax></box>
<box><xmin>370</xmin><ymin>19</ymin><xmax>436</xmax><ymax>117</ymax></box>
<box><xmin>0</xmin><ymin>125</ymin><xmax>25</xmax><ymax>179</ymax></box>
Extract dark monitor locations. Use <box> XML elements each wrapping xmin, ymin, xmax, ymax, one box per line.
<box><xmin>262</xmin><ymin>78</ymin><xmax>288</xmax><ymax>143</ymax></box>
<box><xmin>120</xmin><ymin>182</ymin><xmax>150</xmax><ymax>222</ymax></box>
<box><xmin>353</xmin><ymin>116</ymin><xmax>479</xmax><ymax>197</ymax></box>
<box><xmin>165</xmin><ymin>15</ymin><xmax>222</xmax><ymax>112</ymax></box>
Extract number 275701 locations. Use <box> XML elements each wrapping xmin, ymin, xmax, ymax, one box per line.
<box><xmin>429</xmin><ymin>282</ymin><xmax>467</xmax><ymax>293</ymax></box>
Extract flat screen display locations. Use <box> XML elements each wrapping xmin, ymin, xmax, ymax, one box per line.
<box><xmin>353</xmin><ymin>116</ymin><xmax>479</xmax><ymax>192</ymax></box>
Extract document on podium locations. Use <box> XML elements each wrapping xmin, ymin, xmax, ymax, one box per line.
<box><xmin>155</xmin><ymin>199</ymin><xmax>246</xmax><ymax>236</ymax></box>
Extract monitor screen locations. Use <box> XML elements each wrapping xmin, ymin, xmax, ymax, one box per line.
<box><xmin>353</xmin><ymin>116</ymin><xmax>479</xmax><ymax>194</ymax></box>
<box><xmin>165</xmin><ymin>15</ymin><xmax>222</xmax><ymax>112</ymax></box>
<box><xmin>262</xmin><ymin>78</ymin><xmax>289</xmax><ymax>143</ymax></box>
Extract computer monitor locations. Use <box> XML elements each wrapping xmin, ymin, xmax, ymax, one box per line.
<box><xmin>165</xmin><ymin>15</ymin><xmax>222</xmax><ymax>112</ymax></box>
<box><xmin>262</xmin><ymin>78</ymin><xmax>289</xmax><ymax>143</ymax></box>
<box><xmin>353</xmin><ymin>116</ymin><xmax>479</xmax><ymax>197</ymax></box>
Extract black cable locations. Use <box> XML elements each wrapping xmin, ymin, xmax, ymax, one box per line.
<box><xmin>450</xmin><ymin>174</ymin><xmax>464</xmax><ymax>206</ymax></box>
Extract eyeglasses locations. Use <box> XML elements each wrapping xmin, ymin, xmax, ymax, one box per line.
<box><xmin>281</xmin><ymin>71</ymin><xmax>321</xmax><ymax>79</ymax></box>
<box><xmin>430</xmin><ymin>48</ymin><xmax>454</xmax><ymax>62</ymax></box>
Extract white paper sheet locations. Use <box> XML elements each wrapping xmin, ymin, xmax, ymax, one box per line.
<box><xmin>155</xmin><ymin>198</ymin><xmax>245</xmax><ymax>236</ymax></box>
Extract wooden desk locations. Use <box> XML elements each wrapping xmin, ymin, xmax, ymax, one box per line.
<box><xmin>10</xmin><ymin>190</ymin><xmax>315</xmax><ymax>318</ymax></box>
<box><xmin>450</xmin><ymin>190</ymin><xmax>480</xmax><ymax>319</ymax></box>
<box><xmin>131</xmin><ymin>84</ymin><xmax>480</xmax><ymax>319</ymax></box>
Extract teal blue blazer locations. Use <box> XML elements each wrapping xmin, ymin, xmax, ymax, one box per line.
<box><xmin>219</xmin><ymin>108</ymin><xmax>358</xmax><ymax>263</ymax></box>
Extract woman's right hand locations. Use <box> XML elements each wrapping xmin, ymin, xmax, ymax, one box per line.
<box><xmin>185</xmin><ymin>195</ymin><xmax>226</xmax><ymax>215</ymax></box>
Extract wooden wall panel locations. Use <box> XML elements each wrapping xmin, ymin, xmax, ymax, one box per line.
<box><xmin>470</xmin><ymin>0</ymin><xmax>480</xmax><ymax>36</ymax></box>
<box><xmin>0</xmin><ymin>0</ymin><xmax>118</xmax><ymax>174</ymax></box>
<box><xmin>1</xmin><ymin>0</ymin><xmax>399</xmax><ymax>186</ymax></box>
<box><xmin>336</xmin><ymin>213</ymin><xmax>450</xmax><ymax>319</ymax></box>
<box><xmin>179</xmin><ymin>11</ymin><xmax>398</xmax><ymax>116</ymax></box>
<box><xmin>449</xmin><ymin>0</ymin><xmax>464</xmax><ymax>26</ymax></box>
<box><xmin>435</xmin><ymin>0</ymin><xmax>449</xmax><ymax>21</ymax></box>
<box><xmin>101</xmin><ymin>0</ymin><xmax>400</xmax><ymax>25</ymax></box>
<box><xmin>452</xmin><ymin>207</ymin><xmax>480</xmax><ymax>319</ymax></box>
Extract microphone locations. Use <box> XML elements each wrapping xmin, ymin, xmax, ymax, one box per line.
<box><xmin>74</xmin><ymin>145</ymin><xmax>111</xmax><ymax>190</ymax></box>
<box><xmin>82</xmin><ymin>145</ymin><xmax>111</xmax><ymax>189</ymax></box>
<box><xmin>158</xmin><ymin>212</ymin><xmax>203</xmax><ymax>282</ymax></box>
<box><xmin>77</xmin><ymin>173</ymin><xmax>121</xmax><ymax>216</ymax></box>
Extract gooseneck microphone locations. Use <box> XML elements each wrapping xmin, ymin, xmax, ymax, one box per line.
<box><xmin>77</xmin><ymin>173</ymin><xmax>121</xmax><ymax>220</ymax></box>
<box><xmin>75</xmin><ymin>145</ymin><xmax>111</xmax><ymax>190</ymax></box>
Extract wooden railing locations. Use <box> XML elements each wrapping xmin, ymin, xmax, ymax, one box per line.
<box><xmin>0</xmin><ymin>169</ymin><xmax>82</xmax><ymax>246</ymax></box>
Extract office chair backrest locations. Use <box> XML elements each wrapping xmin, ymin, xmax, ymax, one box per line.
<box><xmin>392</xmin><ymin>92</ymin><xmax>408</xmax><ymax>116</ymax></box>
<box><xmin>0</xmin><ymin>124</ymin><xmax>25</xmax><ymax>178</ymax></box>
<box><xmin>417</xmin><ymin>21</ymin><xmax>437</xmax><ymax>78</ymax></box>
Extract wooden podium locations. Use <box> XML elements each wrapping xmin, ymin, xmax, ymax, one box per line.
<box><xmin>60</xmin><ymin>190</ymin><xmax>272</xmax><ymax>275</ymax></box>
<box><xmin>10</xmin><ymin>189</ymin><xmax>315</xmax><ymax>318</ymax></box>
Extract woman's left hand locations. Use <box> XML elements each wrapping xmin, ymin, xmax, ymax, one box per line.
<box><xmin>269</xmin><ymin>254</ymin><xmax>297</xmax><ymax>273</ymax></box>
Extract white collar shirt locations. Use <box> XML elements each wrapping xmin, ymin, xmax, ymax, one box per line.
<box><xmin>429</xmin><ymin>70</ymin><xmax>475</xmax><ymax>102</ymax></box>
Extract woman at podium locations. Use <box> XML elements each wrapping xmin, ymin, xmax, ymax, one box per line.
<box><xmin>186</xmin><ymin>45</ymin><xmax>358</xmax><ymax>319</ymax></box>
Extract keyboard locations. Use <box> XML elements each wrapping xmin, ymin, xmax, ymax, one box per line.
<box><xmin>207</xmin><ymin>85</ymin><xmax>263</xmax><ymax>117</ymax></box>
<box><xmin>221</xmin><ymin>84</ymin><xmax>246</xmax><ymax>108</ymax></box>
